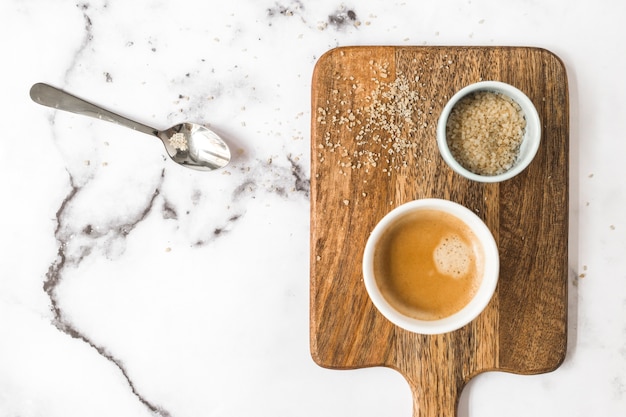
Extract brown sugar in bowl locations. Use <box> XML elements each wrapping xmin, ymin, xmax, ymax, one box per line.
<box><xmin>436</xmin><ymin>81</ymin><xmax>541</xmax><ymax>183</ymax></box>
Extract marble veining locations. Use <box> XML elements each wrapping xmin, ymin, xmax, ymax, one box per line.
<box><xmin>2</xmin><ymin>0</ymin><xmax>626</xmax><ymax>416</ymax></box>
<box><xmin>44</xmin><ymin>168</ymin><xmax>171</xmax><ymax>415</ymax></box>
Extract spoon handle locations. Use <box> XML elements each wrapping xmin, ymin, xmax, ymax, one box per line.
<box><xmin>30</xmin><ymin>83</ymin><xmax>157</xmax><ymax>137</ymax></box>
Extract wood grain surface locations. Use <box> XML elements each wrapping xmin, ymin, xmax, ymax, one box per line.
<box><xmin>310</xmin><ymin>46</ymin><xmax>569</xmax><ymax>417</ymax></box>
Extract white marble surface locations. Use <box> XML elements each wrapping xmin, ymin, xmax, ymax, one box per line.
<box><xmin>1</xmin><ymin>0</ymin><xmax>625</xmax><ymax>416</ymax></box>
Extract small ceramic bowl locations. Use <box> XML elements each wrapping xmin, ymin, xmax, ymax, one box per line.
<box><xmin>362</xmin><ymin>198</ymin><xmax>499</xmax><ymax>335</ymax></box>
<box><xmin>436</xmin><ymin>81</ymin><xmax>541</xmax><ymax>183</ymax></box>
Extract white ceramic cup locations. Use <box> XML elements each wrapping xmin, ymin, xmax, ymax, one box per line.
<box><xmin>362</xmin><ymin>198</ymin><xmax>499</xmax><ymax>334</ymax></box>
<box><xmin>436</xmin><ymin>81</ymin><xmax>541</xmax><ymax>183</ymax></box>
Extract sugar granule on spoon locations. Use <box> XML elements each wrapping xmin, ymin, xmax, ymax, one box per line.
<box><xmin>169</xmin><ymin>132</ymin><xmax>189</xmax><ymax>151</ymax></box>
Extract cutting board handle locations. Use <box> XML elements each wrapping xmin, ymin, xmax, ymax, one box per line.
<box><xmin>400</xmin><ymin>360</ymin><xmax>465</xmax><ymax>417</ymax></box>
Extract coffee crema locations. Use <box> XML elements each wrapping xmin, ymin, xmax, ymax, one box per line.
<box><xmin>373</xmin><ymin>209</ymin><xmax>484</xmax><ymax>321</ymax></box>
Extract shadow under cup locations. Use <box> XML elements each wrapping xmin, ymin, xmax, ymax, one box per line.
<box><xmin>362</xmin><ymin>198</ymin><xmax>499</xmax><ymax>335</ymax></box>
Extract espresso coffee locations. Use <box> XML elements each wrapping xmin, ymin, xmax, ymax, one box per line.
<box><xmin>373</xmin><ymin>209</ymin><xmax>484</xmax><ymax>321</ymax></box>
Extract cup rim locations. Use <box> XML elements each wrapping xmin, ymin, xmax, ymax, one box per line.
<box><xmin>436</xmin><ymin>80</ymin><xmax>541</xmax><ymax>183</ymax></box>
<box><xmin>362</xmin><ymin>198</ymin><xmax>499</xmax><ymax>334</ymax></box>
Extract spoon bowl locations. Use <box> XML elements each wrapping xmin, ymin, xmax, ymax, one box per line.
<box><xmin>159</xmin><ymin>123</ymin><xmax>230</xmax><ymax>171</ymax></box>
<box><xmin>30</xmin><ymin>83</ymin><xmax>231</xmax><ymax>171</ymax></box>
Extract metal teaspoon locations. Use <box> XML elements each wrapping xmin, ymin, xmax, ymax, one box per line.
<box><xmin>30</xmin><ymin>83</ymin><xmax>231</xmax><ymax>171</ymax></box>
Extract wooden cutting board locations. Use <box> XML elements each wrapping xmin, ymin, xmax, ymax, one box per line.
<box><xmin>310</xmin><ymin>46</ymin><xmax>569</xmax><ymax>417</ymax></box>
